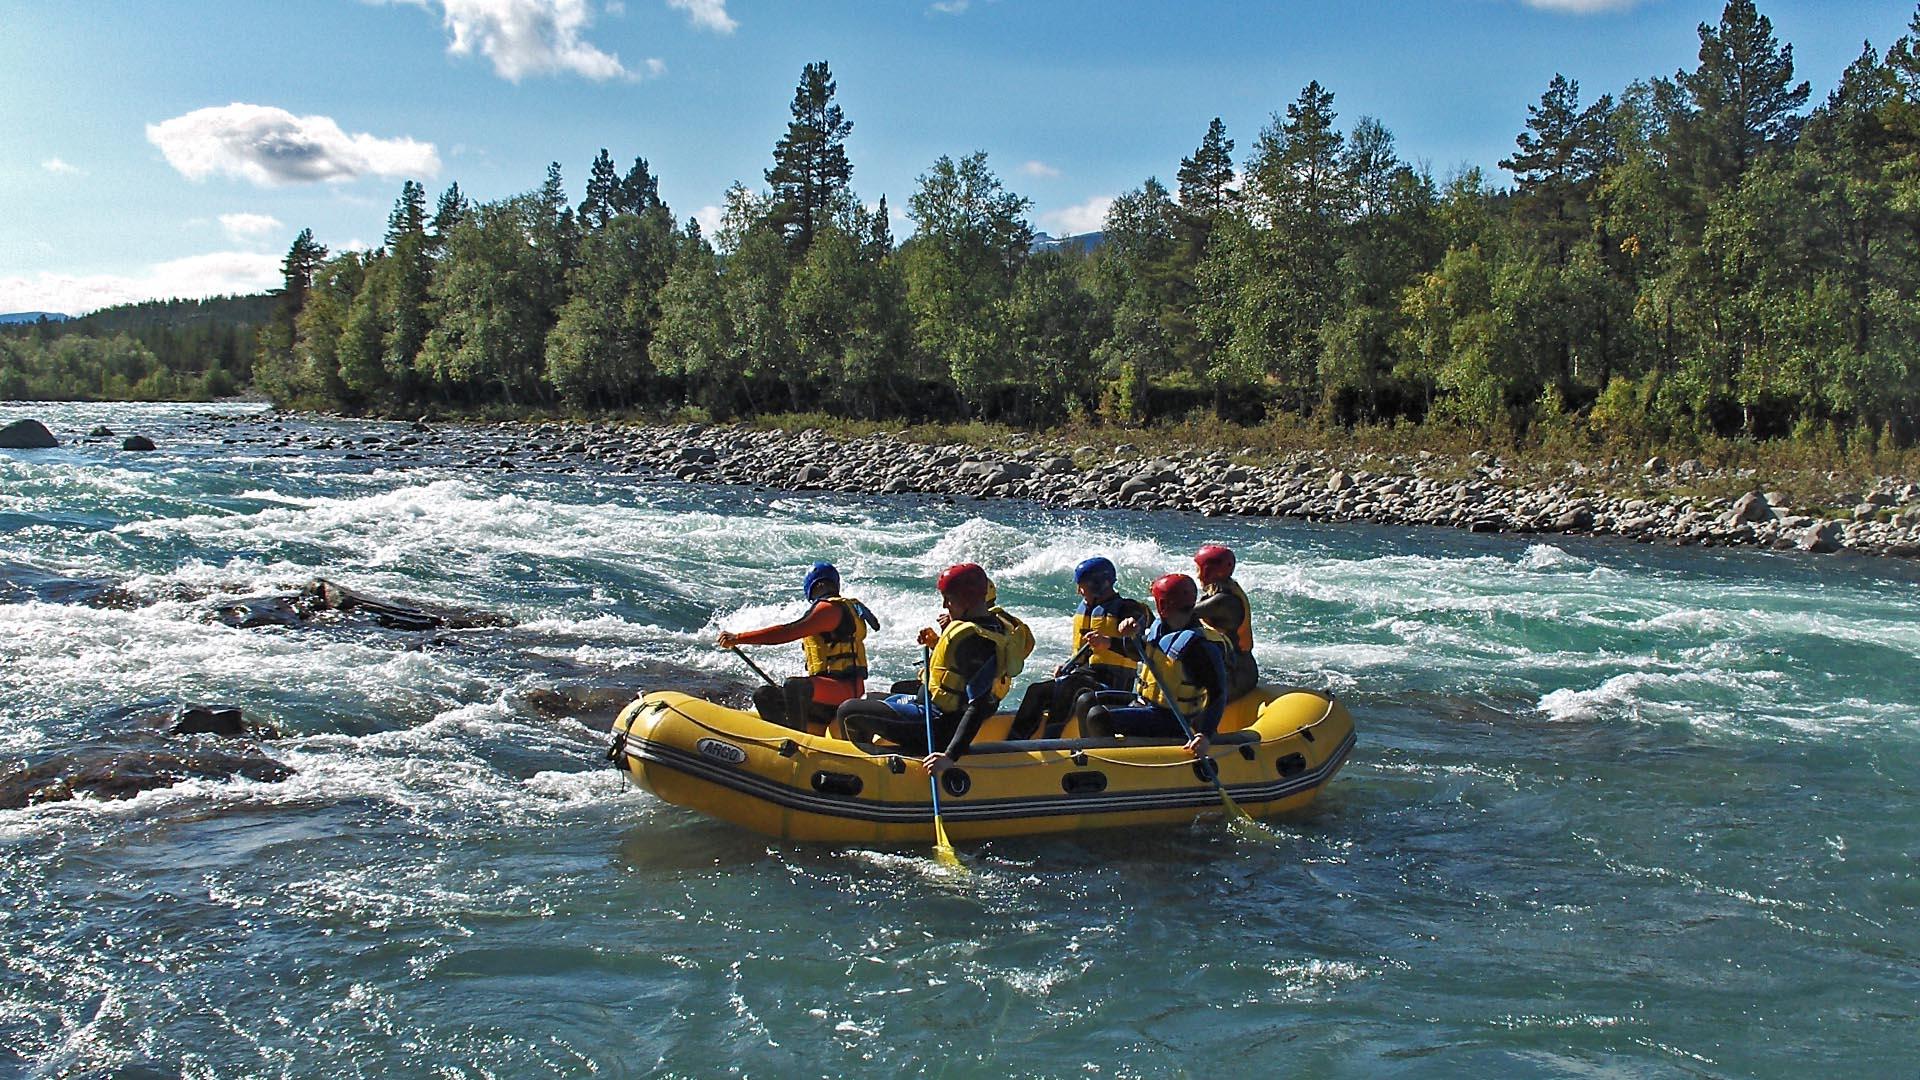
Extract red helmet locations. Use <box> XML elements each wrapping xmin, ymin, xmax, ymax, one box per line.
<box><xmin>936</xmin><ymin>562</ymin><xmax>991</xmax><ymax>609</ymax></box>
<box><xmin>1194</xmin><ymin>544</ymin><xmax>1235</xmax><ymax>584</ymax></box>
<box><xmin>1150</xmin><ymin>572</ymin><xmax>1198</xmax><ymax>614</ymax></box>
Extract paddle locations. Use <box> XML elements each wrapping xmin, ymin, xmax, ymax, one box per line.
<box><xmin>1134</xmin><ymin>634</ymin><xmax>1277</xmax><ymax>842</ymax></box>
<box><xmin>728</xmin><ymin>646</ymin><xmax>779</xmax><ymax>688</ymax></box>
<box><xmin>1057</xmin><ymin>640</ymin><xmax>1094</xmax><ymax>676</ymax></box>
<box><xmin>920</xmin><ymin>646</ymin><xmax>966</xmax><ymax>872</ymax></box>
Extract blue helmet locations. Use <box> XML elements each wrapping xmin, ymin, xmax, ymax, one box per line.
<box><xmin>802</xmin><ymin>561</ymin><xmax>840</xmax><ymax>599</ymax></box>
<box><xmin>1073</xmin><ymin>556</ymin><xmax>1116</xmax><ymax>589</ymax></box>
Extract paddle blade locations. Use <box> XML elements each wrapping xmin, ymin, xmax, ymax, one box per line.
<box><xmin>1218</xmin><ymin>788</ymin><xmax>1283</xmax><ymax>844</ymax></box>
<box><xmin>932</xmin><ymin>817</ymin><xmax>967</xmax><ymax>872</ymax></box>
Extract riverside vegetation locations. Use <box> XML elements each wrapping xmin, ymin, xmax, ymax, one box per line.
<box><xmin>7</xmin><ymin>1</ymin><xmax>1920</xmax><ymax>545</ymax></box>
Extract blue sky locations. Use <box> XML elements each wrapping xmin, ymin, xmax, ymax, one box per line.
<box><xmin>2</xmin><ymin>0</ymin><xmax>1915</xmax><ymax>314</ymax></box>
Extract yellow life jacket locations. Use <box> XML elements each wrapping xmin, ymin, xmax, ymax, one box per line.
<box><xmin>1134</xmin><ymin>623</ymin><xmax>1233</xmax><ymax>717</ymax></box>
<box><xmin>1073</xmin><ymin>595</ymin><xmax>1143</xmax><ymax>673</ymax></box>
<box><xmin>1201</xmin><ymin>578</ymin><xmax>1255</xmax><ymax>654</ymax></box>
<box><xmin>799</xmin><ymin>596</ymin><xmax>870</xmax><ymax>681</ymax></box>
<box><xmin>988</xmin><ymin>604</ymin><xmax>1035</xmax><ymax>679</ymax></box>
<box><xmin>925</xmin><ymin>614</ymin><xmax>1022</xmax><ymax>714</ymax></box>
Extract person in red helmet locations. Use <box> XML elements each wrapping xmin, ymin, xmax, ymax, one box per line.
<box><xmin>717</xmin><ymin>561</ymin><xmax>879</xmax><ymax>733</ymax></box>
<box><xmin>836</xmin><ymin>563</ymin><xmax>1033</xmax><ymax>775</ymax></box>
<box><xmin>1072</xmin><ymin>572</ymin><xmax>1230</xmax><ymax>758</ymax></box>
<box><xmin>1192</xmin><ymin>543</ymin><xmax>1258</xmax><ymax>700</ymax></box>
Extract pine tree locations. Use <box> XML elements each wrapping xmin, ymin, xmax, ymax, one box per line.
<box><xmin>1177</xmin><ymin>117</ymin><xmax>1237</xmax><ymax>217</ymax></box>
<box><xmin>430</xmin><ymin>183</ymin><xmax>468</xmax><ymax>249</ymax></box>
<box><xmin>1666</xmin><ymin>0</ymin><xmax>1811</xmax><ymax>198</ymax></box>
<box><xmin>766</xmin><ymin>61</ymin><xmax>854</xmax><ymax>256</ymax></box>
<box><xmin>278</xmin><ymin>229</ymin><xmax>328</xmax><ymax>315</ymax></box>
<box><xmin>580</xmin><ymin>149</ymin><xmax>621</xmax><ymax>229</ymax></box>
<box><xmin>618</xmin><ymin>157</ymin><xmax>663</xmax><ymax>215</ymax></box>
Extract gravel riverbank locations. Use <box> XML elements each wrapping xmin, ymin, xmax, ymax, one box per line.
<box><xmin>208</xmin><ymin>413</ymin><xmax>1920</xmax><ymax>560</ymax></box>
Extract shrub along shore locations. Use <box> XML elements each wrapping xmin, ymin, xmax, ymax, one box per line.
<box><xmin>228</xmin><ymin>412</ymin><xmax>1920</xmax><ymax>559</ymax></box>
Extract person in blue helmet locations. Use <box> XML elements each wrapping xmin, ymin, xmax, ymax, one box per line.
<box><xmin>717</xmin><ymin>561</ymin><xmax>879</xmax><ymax>733</ymax></box>
<box><xmin>1072</xmin><ymin>573</ymin><xmax>1229</xmax><ymax>759</ymax></box>
<box><xmin>1007</xmin><ymin>556</ymin><xmax>1151</xmax><ymax>740</ymax></box>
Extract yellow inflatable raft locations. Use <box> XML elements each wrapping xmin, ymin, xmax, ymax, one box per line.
<box><xmin>608</xmin><ymin>687</ymin><xmax>1355</xmax><ymax>842</ymax></box>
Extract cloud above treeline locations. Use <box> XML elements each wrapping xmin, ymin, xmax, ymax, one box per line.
<box><xmin>1040</xmin><ymin>195</ymin><xmax>1112</xmax><ymax>237</ymax></box>
<box><xmin>146</xmin><ymin>104</ymin><xmax>440</xmax><ymax>186</ymax></box>
<box><xmin>41</xmin><ymin>158</ymin><xmax>83</xmax><ymax>176</ymax></box>
<box><xmin>219</xmin><ymin>213</ymin><xmax>285</xmax><ymax>244</ymax></box>
<box><xmin>0</xmin><ymin>252</ymin><xmax>284</xmax><ymax>317</ymax></box>
<box><xmin>1020</xmin><ymin>160</ymin><xmax>1061</xmax><ymax>179</ymax></box>
<box><xmin>667</xmin><ymin>0</ymin><xmax>735</xmax><ymax>33</ymax></box>
<box><xmin>383</xmin><ymin>0</ymin><xmax>709</xmax><ymax>80</ymax></box>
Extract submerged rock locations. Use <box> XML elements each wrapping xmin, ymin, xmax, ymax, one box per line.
<box><xmin>0</xmin><ymin>419</ymin><xmax>58</xmax><ymax>449</ymax></box>
<box><xmin>0</xmin><ymin>741</ymin><xmax>293</xmax><ymax>809</ymax></box>
<box><xmin>171</xmin><ymin>704</ymin><xmax>277</xmax><ymax>739</ymax></box>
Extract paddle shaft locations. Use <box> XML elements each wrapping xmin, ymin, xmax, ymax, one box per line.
<box><xmin>919</xmin><ymin>647</ymin><xmax>953</xmax><ymax>840</ymax></box>
<box><xmin>1057</xmin><ymin>641</ymin><xmax>1094</xmax><ymax>675</ymax></box>
<box><xmin>729</xmin><ymin>646</ymin><xmax>780</xmax><ymax>688</ymax></box>
<box><xmin>1133</xmin><ymin>634</ymin><xmax>1232</xmax><ymax>793</ymax></box>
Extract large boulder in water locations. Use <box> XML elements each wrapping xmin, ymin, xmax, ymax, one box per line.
<box><xmin>0</xmin><ymin>419</ymin><xmax>57</xmax><ymax>449</ymax></box>
<box><xmin>121</xmin><ymin>435</ymin><xmax>156</xmax><ymax>452</ymax></box>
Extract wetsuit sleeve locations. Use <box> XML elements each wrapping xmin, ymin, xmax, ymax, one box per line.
<box><xmin>1177</xmin><ymin>638</ymin><xmax>1229</xmax><ymax>736</ymax></box>
<box><xmin>732</xmin><ymin>601</ymin><xmax>843</xmax><ymax>647</ymax></box>
<box><xmin>1192</xmin><ymin>591</ymin><xmax>1244</xmax><ymax>639</ymax></box>
<box><xmin>942</xmin><ymin>636</ymin><xmax>1001</xmax><ymax>759</ymax></box>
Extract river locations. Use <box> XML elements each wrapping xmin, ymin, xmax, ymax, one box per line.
<box><xmin>2</xmin><ymin>401</ymin><xmax>1916</xmax><ymax>1077</ymax></box>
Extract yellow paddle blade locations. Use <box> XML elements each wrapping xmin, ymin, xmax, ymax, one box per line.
<box><xmin>932</xmin><ymin>817</ymin><xmax>967</xmax><ymax>872</ymax></box>
<box><xmin>1218</xmin><ymin>789</ymin><xmax>1282</xmax><ymax>844</ymax></box>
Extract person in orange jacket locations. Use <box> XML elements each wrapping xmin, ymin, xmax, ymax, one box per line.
<box><xmin>717</xmin><ymin>561</ymin><xmax>878</xmax><ymax>733</ymax></box>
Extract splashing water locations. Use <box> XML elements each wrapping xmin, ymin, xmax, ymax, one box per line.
<box><xmin>2</xmin><ymin>402</ymin><xmax>1918</xmax><ymax>1076</ymax></box>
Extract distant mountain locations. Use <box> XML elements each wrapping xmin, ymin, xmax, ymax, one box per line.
<box><xmin>1030</xmin><ymin>231</ymin><xmax>1106</xmax><ymax>255</ymax></box>
<box><xmin>0</xmin><ymin>311</ymin><xmax>71</xmax><ymax>325</ymax></box>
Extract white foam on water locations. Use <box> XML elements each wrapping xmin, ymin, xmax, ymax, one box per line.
<box><xmin>0</xmin><ymin>600</ymin><xmax>488</xmax><ymax>744</ymax></box>
<box><xmin>1515</xmin><ymin>543</ymin><xmax>1593</xmax><ymax>572</ymax></box>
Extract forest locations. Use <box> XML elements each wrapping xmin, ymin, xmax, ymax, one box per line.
<box><xmin>0</xmin><ymin>297</ymin><xmax>269</xmax><ymax>402</ymax></box>
<box><xmin>13</xmin><ymin>2</ymin><xmax>1920</xmax><ymax>451</ymax></box>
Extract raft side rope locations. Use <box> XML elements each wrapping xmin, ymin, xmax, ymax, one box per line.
<box><xmin>638</xmin><ymin>692</ymin><xmax>1338</xmax><ymax>772</ymax></box>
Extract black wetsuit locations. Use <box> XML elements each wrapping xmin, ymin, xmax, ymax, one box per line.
<box><xmin>836</xmin><ymin>614</ymin><xmax>1006</xmax><ymax>757</ymax></box>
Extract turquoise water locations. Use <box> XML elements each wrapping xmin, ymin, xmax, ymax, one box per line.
<box><xmin>2</xmin><ymin>402</ymin><xmax>1916</xmax><ymax>1078</ymax></box>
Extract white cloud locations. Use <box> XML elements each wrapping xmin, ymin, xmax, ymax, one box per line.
<box><xmin>1039</xmin><ymin>195</ymin><xmax>1113</xmax><ymax>237</ymax></box>
<box><xmin>41</xmin><ymin>157</ymin><xmax>82</xmax><ymax>176</ymax></box>
<box><xmin>930</xmin><ymin>0</ymin><xmax>970</xmax><ymax>13</ymax></box>
<box><xmin>0</xmin><ymin>252</ymin><xmax>284</xmax><ymax>316</ymax></box>
<box><xmin>1521</xmin><ymin>0</ymin><xmax>1641</xmax><ymax>12</ymax></box>
<box><xmin>646</xmin><ymin>57</ymin><xmax>667</xmax><ymax>77</ymax></box>
<box><xmin>220</xmin><ymin>212</ymin><xmax>285</xmax><ymax>244</ymax></box>
<box><xmin>428</xmin><ymin>0</ymin><xmax>632</xmax><ymax>80</ymax></box>
<box><xmin>694</xmin><ymin>204</ymin><xmax>724</xmax><ymax>238</ymax></box>
<box><xmin>1020</xmin><ymin>160</ymin><xmax>1061</xmax><ymax>179</ymax></box>
<box><xmin>147</xmin><ymin>103</ymin><xmax>439</xmax><ymax>186</ymax></box>
<box><xmin>668</xmin><ymin>0</ymin><xmax>736</xmax><ymax>33</ymax></box>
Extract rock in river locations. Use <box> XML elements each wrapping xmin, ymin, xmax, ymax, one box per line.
<box><xmin>0</xmin><ymin>419</ymin><xmax>58</xmax><ymax>449</ymax></box>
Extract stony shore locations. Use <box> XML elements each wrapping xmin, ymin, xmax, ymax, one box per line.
<box><xmin>217</xmin><ymin>413</ymin><xmax>1920</xmax><ymax>560</ymax></box>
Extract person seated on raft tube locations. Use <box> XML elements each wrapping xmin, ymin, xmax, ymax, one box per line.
<box><xmin>716</xmin><ymin>561</ymin><xmax>880</xmax><ymax>733</ymax></box>
<box><xmin>1074</xmin><ymin>573</ymin><xmax>1230</xmax><ymax>760</ymax></box>
<box><xmin>836</xmin><ymin>563</ymin><xmax>1034</xmax><ymax>776</ymax></box>
<box><xmin>1007</xmin><ymin>556</ymin><xmax>1150</xmax><ymax>740</ymax></box>
<box><xmin>1192</xmin><ymin>543</ymin><xmax>1259</xmax><ymax>701</ymax></box>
